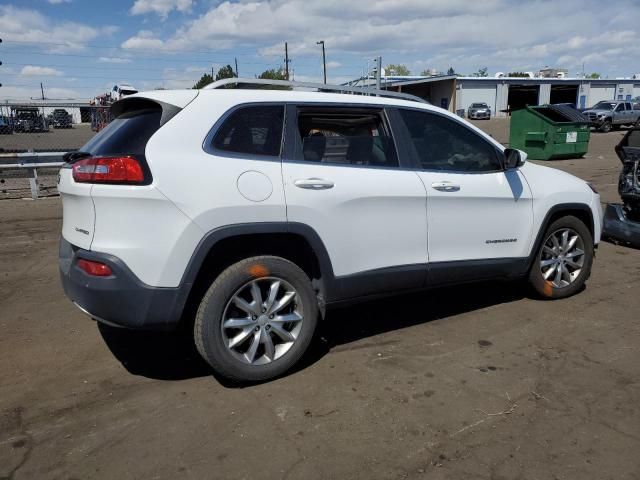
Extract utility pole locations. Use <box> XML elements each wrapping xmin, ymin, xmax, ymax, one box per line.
<box><xmin>40</xmin><ymin>82</ymin><xmax>45</xmax><ymax>100</ymax></box>
<box><xmin>211</xmin><ymin>66</ymin><xmax>214</xmax><ymax>81</ymax></box>
<box><xmin>235</xmin><ymin>57</ymin><xmax>239</xmax><ymax>77</ymax></box>
<box><xmin>375</xmin><ymin>56</ymin><xmax>382</xmax><ymax>90</ymax></box>
<box><xmin>284</xmin><ymin>42</ymin><xmax>288</xmax><ymax>80</ymax></box>
<box><xmin>316</xmin><ymin>40</ymin><xmax>326</xmax><ymax>84</ymax></box>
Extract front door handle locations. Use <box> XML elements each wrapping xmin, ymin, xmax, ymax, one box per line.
<box><xmin>294</xmin><ymin>178</ymin><xmax>335</xmax><ymax>190</ymax></box>
<box><xmin>431</xmin><ymin>181</ymin><xmax>460</xmax><ymax>192</ymax></box>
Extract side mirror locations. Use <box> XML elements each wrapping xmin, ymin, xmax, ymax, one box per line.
<box><xmin>504</xmin><ymin>148</ymin><xmax>527</xmax><ymax>169</ymax></box>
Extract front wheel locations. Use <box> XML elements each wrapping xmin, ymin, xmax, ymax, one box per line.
<box><xmin>528</xmin><ymin>216</ymin><xmax>594</xmax><ymax>299</ymax></box>
<box><xmin>194</xmin><ymin>256</ymin><xmax>318</xmax><ymax>382</ymax></box>
<box><xmin>599</xmin><ymin>121</ymin><xmax>612</xmax><ymax>133</ymax></box>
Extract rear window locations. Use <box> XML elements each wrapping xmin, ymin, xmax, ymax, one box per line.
<box><xmin>212</xmin><ymin>105</ymin><xmax>284</xmax><ymax>157</ymax></box>
<box><xmin>81</xmin><ymin>108</ymin><xmax>162</xmax><ymax>156</ymax></box>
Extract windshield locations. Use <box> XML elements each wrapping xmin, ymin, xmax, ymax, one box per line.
<box><xmin>16</xmin><ymin>111</ymin><xmax>38</xmax><ymax>119</ymax></box>
<box><xmin>592</xmin><ymin>101</ymin><xmax>616</xmax><ymax>110</ymax></box>
<box><xmin>81</xmin><ymin>107</ymin><xmax>161</xmax><ymax>156</ymax></box>
<box><xmin>471</xmin><ymin>103</ymin><xmax>488</xmax><ymax>108</ymax></box>
<box><xmin>120</xmin><ymin>89</ymin><xmax>138</xmax><ymax>96</ymax></box>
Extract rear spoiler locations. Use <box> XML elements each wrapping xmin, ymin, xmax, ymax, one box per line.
<box><xmin>111</xmin><ymin>97</ymin><xmax>182</xmax><ymax>127</ymax></box>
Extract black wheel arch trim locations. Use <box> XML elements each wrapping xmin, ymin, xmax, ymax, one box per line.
<box><xmin>178</xmin><ymin>222</ymin><xmax>425</xmax><ymax>306</ymax></box>
<box><xmin>527</xmin><ymin>202</ymin><xmax>595</xmax><ymax>269</ymax></box>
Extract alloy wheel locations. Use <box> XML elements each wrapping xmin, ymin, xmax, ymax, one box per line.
<box><xmin>221</xmin><ymin>277</ymin><xmax>303</xmax><ymax>365</ymax></box>
<box><xmin>539</xmin><ymin>228</ymin><xmax>585</xmax><ymax>288</ymax></box>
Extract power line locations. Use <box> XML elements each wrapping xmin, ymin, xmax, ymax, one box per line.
<box><xmin>1</xmin><ymin>50</ymin><xmax>279</xmax><ymax>65</ymax></box>
<box><xmin>4</xmin><ymin>39</ymin><xmax>279</xmax><ymax>57</ymax></box>
<box><xmin>1</xmin><ymin>72</ymin><xmax>209</xmax><ymax>82</ymax></box>
<box><xmin>3</xmin><ymin>61</ymin><xmax>215</xmax><ymax>73</ymax></box>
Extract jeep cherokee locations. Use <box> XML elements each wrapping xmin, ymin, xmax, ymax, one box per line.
<box><xmin>58</xmin><ymin>79</ymin><xmax>603</xmax><ymax>382</ymax></box>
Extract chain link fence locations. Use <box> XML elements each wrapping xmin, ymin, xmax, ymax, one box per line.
<box><xmin>0</xmin><ymin>102</ymin><xmax>107</xmax><ymax>199</ymax></box>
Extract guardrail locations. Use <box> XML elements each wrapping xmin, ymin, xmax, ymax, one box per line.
<box><xmin>0</xmin><ymin>152</ymin><xmax>65</xmax><ymax>200</ymax></box>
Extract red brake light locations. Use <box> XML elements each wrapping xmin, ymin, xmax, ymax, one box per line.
<box><xmin>77</xmin><ymin>259</ymin><xmax>113</xmax><ymax>277</ymax></box>
<box><xmin>72</xmin><ymin>156</ymin><xmax>145</xmax><ymax>184</ymax></box>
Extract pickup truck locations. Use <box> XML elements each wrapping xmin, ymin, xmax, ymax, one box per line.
<box><xmin>583</xmin><ymin>101</ymin><xmax>640</xmax><ymax>132</ymax></box>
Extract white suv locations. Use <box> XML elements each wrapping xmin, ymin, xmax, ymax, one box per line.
<box><xmin>58</xmin><ymin>79</ymin><xmax>603</xmax><ymax>382</ymax></box>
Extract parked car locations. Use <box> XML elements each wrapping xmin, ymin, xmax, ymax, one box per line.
<box><xmin>583</xmin><ymin>101</ymin><xmax>640</xmax><ymax>132</ymax></box>
<box><xmin>49</xmin><ymin>109</ymin><xmax>73</xmax><ymax>128</ymax></box>
<box><xmin>467</xmin><ymin>102</ymin><xmax>491</xmax><ymax>119</ymax></box>
<box><xmin>58</xmin><ymin>82</ymin><xmax>603</xmax><ymax>382</ymax></box>
<box><xmin>12</xmin><ymin>107</ymin><xmax>48</xmax><ymax>133</ymax></box>
<box><xmin>0</xmin><ymin>116</ymin><xmax>12</xmax><ymax>134</ymax></box>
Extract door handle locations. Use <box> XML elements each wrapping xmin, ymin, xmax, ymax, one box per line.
<box><xmin>294</xmin><ymin>178</ymin><xmax>335</xmax><ymax>190</ymax></box>
<box><xmin>431</xmin><ymin>181</ymin><xmax>460</xmax><ymax>192</ymax></box>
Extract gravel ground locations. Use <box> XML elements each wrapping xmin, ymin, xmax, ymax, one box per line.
<box><xmin>1</xmin><ymin>120</ymin><xmax>639</xmax><ymax>480</ymax></box>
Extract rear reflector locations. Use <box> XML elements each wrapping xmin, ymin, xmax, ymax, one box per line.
<box><xmin>77</xmin><ymin>259</ymin><xmax>113</xmax><ymax>277</ymax></box>
<box><xmin>72</xmin><ymin>156</ymin><xmax>144</xmax><ymax>184</ymax></box>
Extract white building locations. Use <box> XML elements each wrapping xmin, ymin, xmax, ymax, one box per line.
<box><xmin>384</xmin><ymin>76</ymin><xmax>640</xmax><ymax>117</ymax></box>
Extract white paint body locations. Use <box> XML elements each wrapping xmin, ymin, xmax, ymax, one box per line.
<box><xmin>58</xmin><ymin>89</ymin><xmax>602</xmax><ymax>288</ymax></box>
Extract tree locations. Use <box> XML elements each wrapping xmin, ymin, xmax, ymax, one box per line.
<box><xmin>447</xmin><ymin>67</ymin><xmax>456</xmax><ymax>76</ymax></box>
<box><xmin>192</xmin><ymin>65</ymin><xmax>236</xmax><ymax>89</ymax></box>
<box><xmin>587</xmin><ymin>72</ymin><xmax>601</xmax><ymax>79</ymax></box>
<box><xmin>507</xmin><ymin>72</ymin><xmax>530</xmax><ymax>77</ymax></box>
<box><xmin>192</xmin><ymin>73</ymin><xmax>213</xmax><ymax>89</ymax></box>
<box><xmin>473</xmin><ymin>67</ymin><xmax>489</xmax><ymax>77</ymax></box>
<box><xmin>216</xmin><ymin>64</ymin><xmax>236</xmax><ymax>81</ymax></box>
<box><xmin>385</xmin><ymin>64</ymin><xmax>410</xmax><ymax>76</ymax></box>
<box><xmin>257</xmin><ymin>67</ymin><xmax>287</xmax><ymax>80</ymax></box>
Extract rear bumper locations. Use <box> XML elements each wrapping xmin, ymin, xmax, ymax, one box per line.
<box><xmin>59</xmin><ymin>237</ymin><xmax>188</xmax><ymax>330</ymax></box>
<box><xmin>603</xmin><ymin>203</ymin><xmax>640</xmax><ymax>248</ymax></box>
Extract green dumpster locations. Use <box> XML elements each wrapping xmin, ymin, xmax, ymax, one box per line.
<box><xmin>509</xmin><ymin>105</ymin><xmax>590</xmax><ymax>160</ymax></box>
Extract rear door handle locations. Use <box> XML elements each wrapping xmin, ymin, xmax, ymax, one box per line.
<box><xmin>294</xmin><ymin>178</ymin><xmax>335</xmax><ymax>190</ymax></box>
<box><xmin>431</xmin><ymin>181</ymin><xmax>460</xmax><ymax>192</ymax></box>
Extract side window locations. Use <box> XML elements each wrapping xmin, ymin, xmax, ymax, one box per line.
<box><xmin>212</xmin><ymin>105</ymin><xmax>284</xmax><ymax>157</ymax></box>
<box><xmin>398</xmin><ymin>109</ymin><xmax>502</xmax><ymax>172</ymax></box>
<box><xmin>625</xmin><ymin>103</ymin><xmax>632</xmax><ymax>111</ymax></box>
<box><xmin>295</xmin><ymin>108</ymin><xmax>398</xmax><ymax>168</ymax></box>
<box><xmin>615</xmin><ymin>104</ymin><xmax>625</xmax><ymax>112</ymax></box>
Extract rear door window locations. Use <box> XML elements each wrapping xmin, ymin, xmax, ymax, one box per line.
<box><xmin>293</xmin><ymin>107</ymin><xmax>398</xmax><ymax>168</ymax></box>
<box><xmin>211</xmin><ymin>105</ymin><xmax>284</xmax><ymax>157</ymax></box>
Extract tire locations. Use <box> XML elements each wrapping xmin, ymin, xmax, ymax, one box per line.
<box><xmin>528</xmin><ymin>215</ymin><xmax>594</xmax><ymax>299</ymax></box>
<box><xmin>194</xmin><ymin>256</ymin><xmax>318</xmax><ymax>382</ymax></box>
<box><xmin>599</xmin><ymin>121</ymin><xmax>612</xmax><ymax>133</ymax></box>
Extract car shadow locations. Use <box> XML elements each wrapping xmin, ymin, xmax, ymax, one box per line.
<box><xmin>98</xmin><ymin>323</ymin><xmax>212</xmax><ymax>381</ymax></box>
<box><xmin>98</xmin><ymin>280</ymin><xmax>526</xmax><ymax>385</ymax></box>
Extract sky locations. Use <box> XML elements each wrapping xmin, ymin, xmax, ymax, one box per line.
<box><xmin>1</xmin><ymin>0</ymin><xmax>639</xmax><ymax>100</ymax></box>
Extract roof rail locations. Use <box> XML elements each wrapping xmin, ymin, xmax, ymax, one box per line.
<box><xmin>202</xmin><ymin>77</ymin><xmax>429</xmax><ymax>104</ymax></box>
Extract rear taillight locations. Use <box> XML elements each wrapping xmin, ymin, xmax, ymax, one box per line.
<box><xmin>77</xmin><ymin>259</ymin><xmax>113</xmax><ymax>277</ymax></box>
<box><xmin>72</xmin><ymin>156</ymin><xmax>145</xmax><ymax>184</ymax></box>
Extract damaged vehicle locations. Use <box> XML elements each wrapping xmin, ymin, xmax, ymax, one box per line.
<box><xmin>603</xmin><ymin>126</ymin><xmax>640</xmax><ymax>247</ymax></box>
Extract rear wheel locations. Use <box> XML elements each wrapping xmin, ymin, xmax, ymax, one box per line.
<box><xmin>194</xmin><ymin>256</ymin><xmax>318</xmax><ymax>382</ymax></box>
<box><xmin>528</xmin><ymin>216</ymin><xmax>594</xmax><ymax>299</ymax></box>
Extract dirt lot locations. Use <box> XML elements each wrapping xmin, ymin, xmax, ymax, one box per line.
<box><xmin>1</xmin><ymin>120</ymin><xmax>639</xmax><ymax>480</ymax></box>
